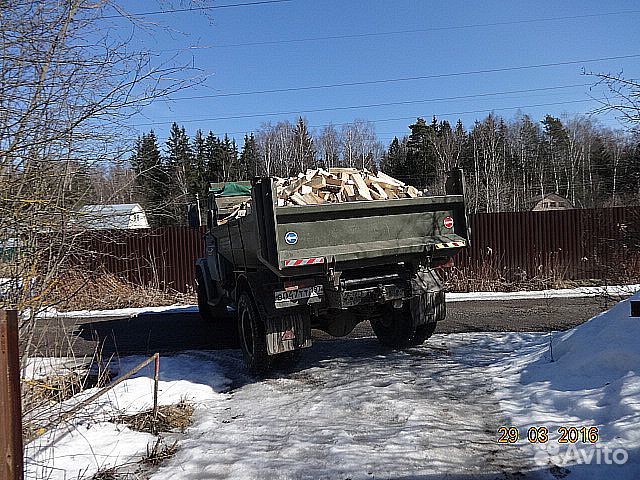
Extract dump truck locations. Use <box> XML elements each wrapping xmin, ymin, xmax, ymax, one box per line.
<box><xmin>190</xmin><ymin>170</ymin><xmax>469</xmax><ymax>373</ymax></box>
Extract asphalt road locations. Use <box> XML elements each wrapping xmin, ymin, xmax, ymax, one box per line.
<box><xmin>35</xmin><ymin>295</ymin><xmax>617</xmax><ymax>358</ymax></box>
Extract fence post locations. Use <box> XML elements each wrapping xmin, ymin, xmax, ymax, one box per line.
<box><xmin>0</xmin><ymin>309</ymin><xmax>23</xmax><ymax>480</ymax></box>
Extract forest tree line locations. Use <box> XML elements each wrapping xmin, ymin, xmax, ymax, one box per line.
<box><xmin>96</xmin><ymin>112</ymin><xmax>640</xmax><ymax>225</ymax></box>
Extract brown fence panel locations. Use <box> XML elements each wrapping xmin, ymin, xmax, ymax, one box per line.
<box><xmin>75</xmin><ymin>227</ymin><xmax>205</xmax><ymax>293</ymax></box>
<box><xmin>463</xmin><ymin>206</ymin><xmax>639</xmax><ymax>283</ymax></box>
<box><xmin>72</xmin><ymin>207</ymin><xmax>640</xmax><ymax>293</ymax></box>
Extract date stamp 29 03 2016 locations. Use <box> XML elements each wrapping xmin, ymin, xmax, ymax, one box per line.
<box><xmin>497</xmin><ymin>426</ymin><xmax>599</xmax><ymax>445</ymax></box>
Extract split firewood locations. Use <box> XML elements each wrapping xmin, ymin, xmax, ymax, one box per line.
<box><xmin>406</xmin><ymin>185</ymin><xmax>419</xmax><ymax>198</ymax></box>
<box><xmin>283</xmin><ymin>177</ymin><xmax>306</xmax><ymax>196</ymax></box>
<box><xmin>220</xmin><ymin>168</ymin><xmax>422</xmax><ymax>215</ymax></box>
<box><xmin>290</xmin><ymin>192</ymin><xmax>307</xmax><ymax>205</ymax></box>
<box><xmin>351</xmin><ymin>173</ymin><xmax>372</xmax><ymax>200</ymax></box>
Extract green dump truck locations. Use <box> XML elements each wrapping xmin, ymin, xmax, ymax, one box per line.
<box><xmin>192</xmin><ymin>171</ymin><xmax>469</xmax><ymax>373</ymax></box>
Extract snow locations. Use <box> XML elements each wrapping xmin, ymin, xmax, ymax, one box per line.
<box><xmin>25</xmin><ymin>353</ymin><xmax>232</xmax><ymax>480</ymax></box>
<box><xmin>35</xmin><ymin>304</ymin><xmax>199</xmax><ymax>319</ymax></box>
<box><xmin>447</xmin><ymin>283</ymin><xmax>640</xmax><ymax>302</ymax></box>
<box><xmin>34</xmin><ymin>283</ymin><xmax>639</xmax><ymax>319</ymax></box>
<box><xmin>23</xmin><ymin>357</ymin><xmax>88</xmax><ymax>381</ymax></box>
<box><xmin>488</xmin><ymin>291</ymin><xmax>640</xmax><ymax>478</ymax></box>
<box><xmin>25</xmin><ymin>292</ymin><xmax>640</xmax><ymax>479</ymax></box>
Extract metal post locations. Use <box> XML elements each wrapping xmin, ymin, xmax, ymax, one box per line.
<box><xmin>152</xmin><ymin>353</ymin><xmax>160</xmax><ymax>435</ymax></box>
<box><xmin>0</xmin><ymin>309</ymin><xmax>24</xmax><ymax>480</ymax></box>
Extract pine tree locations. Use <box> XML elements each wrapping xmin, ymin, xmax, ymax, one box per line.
<box><xmin>205</xmin><ymin>131</ymin><xmax>222</xmax><ymax>183</ymax></box>
<box><xmin>406</xmin><ymin>117</ymin><xmax>437</xmax><ymax>188</ymax></box>
<box><xmin>380</xmin><ymin>136</ymin><xmax>407</xmax><ymax>178</ymax></box>
<box><xmin>240</xmin><ymin>133</ymin><xmax>259</xmax><ymax>179</ymax></box>
<box><xmin>542</xmin><ymin>115</ymin><xmax>569</xmax><ymax>195</ymax></box>
<box><xmin>166</xmin><ymin>123</ymin><xmax>193</xmax><ymax>224</ymax></box>
<box><xmin>292</xmin><ymin>117</ymin><xmax>315</xmax><ymax>173</ymax></box>
<box><xmin>192</xmin><ymin>129</ymin><xmax>209</xmax><ymax>204</ymax></box>
<box><xmin>130</xmin><ymin>130</ymin><xmax>170</xmax><ymax>225</ymax></box>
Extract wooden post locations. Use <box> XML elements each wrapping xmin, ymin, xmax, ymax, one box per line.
<box><xmin>0</xmin><ymin>310</ymin><xmax>24</xmax><ymax>480</ymax></box>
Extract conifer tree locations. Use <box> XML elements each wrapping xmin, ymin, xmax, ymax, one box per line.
<box><xmin>240</xmin><ymin>133</ymin><xmax>260</xmax><ymax>179</ymax></box>
<box><xmin>131</xmin><ymin>130</ymin><xmax>170</xmax><ymax>225</ymax></box>
<box><xmin>166</xmin><ymin>123</ymin><xmax>193</xmax><ymax>224</ymax></box>
<box><xmin>292</xmin><ymin>117</ymin><xmax>315</xmax><ymax>173</ymax></box>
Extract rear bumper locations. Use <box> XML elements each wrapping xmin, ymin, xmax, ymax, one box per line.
<box><xmin>325</xmin><ymin>282</ymin><xmax>406</xmax><ymax>309</ymax></box>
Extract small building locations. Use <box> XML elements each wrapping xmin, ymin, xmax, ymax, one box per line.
<box><xmin>76</xmin><ymin>203</ymin><xmax>150</xmax><ymax>230</ymax></box>
<box><xmin>529</xmin><ymin>193</ymin><xmax>574</xmax><ymax>211</ymax></box>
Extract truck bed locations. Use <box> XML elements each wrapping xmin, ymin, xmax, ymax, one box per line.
<box><xmin>252</xmin><ymin>178</ymin><xmax>468</xmax><ymax>275</ymax></box>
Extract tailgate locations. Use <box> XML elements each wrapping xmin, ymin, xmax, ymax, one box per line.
<box><xmin>275</xmin><ymin>198</ymin><xmax>466</xmax><ymax>268</ymax></box>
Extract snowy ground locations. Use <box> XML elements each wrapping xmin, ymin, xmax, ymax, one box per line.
<box><xmin>24</xmin><ymin>291</ymin><xmax>640</xmax><ymax>479</ymax></box>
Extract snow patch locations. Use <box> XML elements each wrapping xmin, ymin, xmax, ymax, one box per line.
<box><xmin>448</xmin><ymin>284</ymin><xmax>639</xmax><ymax>302</ymax></box>
<box><xmin>490</xmin><ymin>292</ymin><xmax>640</xmax><ymax>478</ymax></box>
<box><xmin>25</xmin><ymin>352</ymin><xmax>232</xmax><ymax>480</ymax></box>
<box><xmin>36</xmin><ymin>304</ymin><xmax>199</xmax><ymax>319</ymax></box>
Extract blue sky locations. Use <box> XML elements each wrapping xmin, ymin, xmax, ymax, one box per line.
<box><xmin>117</xmin><ymin>0</ymin><xmax>640</xmax><ymax>147</ymax></box>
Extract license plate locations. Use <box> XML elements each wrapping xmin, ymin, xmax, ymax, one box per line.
<box><xmin>274</xmin><ymin>285</ymin><xmax>324</xmax><ymax>308</ymax></box>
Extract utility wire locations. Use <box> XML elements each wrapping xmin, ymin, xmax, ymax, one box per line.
<box><xmin>138</xmin><ymin>83</ymin><xmax>589</xmax><ymax>125</ymax></box>
<box><xmin>96</xmin><ymin>0</ymin><xmax>296</xmax><ymax>20</ymax></box>
<box><xmin>132</xmin><ymin>98</ymin><xmax>600</xmax><ymax>128</ymax></box>
<box><xmin>197</xmin><ymin>10</ymin><xmax>640</xmax><ymax>48</ymax></box>
<box><xmin>169</xmin><ymin>53</ymin><xmax>640</xmax><ymax>99</ymax></box>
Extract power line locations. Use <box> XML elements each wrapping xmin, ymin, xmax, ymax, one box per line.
<box><xmin>169</xmin><ymin>53</ymin><xmax>640</xmax><ymax>99</ymax></box>
<box><xmin>194</xmin><ymin>10</ymin><xmax>640</xmax><ymax>49</ymax></box>
<box><xmin>136</xmin><ymin>83</ymin><xmax>589</xmax><ymax>126</ymax></box>
<box><xmin>131</xmin><ymin>98</ymin><xmax>600</xmax><ymax>131</ymax></box>
<box><xmin>96</xmin><ymin>0</ymin><xmax>296</xmax><ymax>20</ymax></box>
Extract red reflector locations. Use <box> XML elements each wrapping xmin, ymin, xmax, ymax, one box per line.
<box><xmin>443</xmin><ymin>216</ymin><xmax>454</xmax><ymax>229</ymax></box>
<box><xmin>282</xmin><ymin>329</ymin><xmax>295</xmax><ymax>340</ymax></box>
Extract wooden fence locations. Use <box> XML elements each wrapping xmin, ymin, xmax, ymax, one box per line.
<box><xmin>75</xmin><ymin>207</ymin><xmax>639</xmax><ymax>293</ymax></box>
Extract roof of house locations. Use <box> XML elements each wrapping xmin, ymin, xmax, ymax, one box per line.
<box><xmin>76</xmin><ymin>203</ymin><xmax>148</xmax><ymax>229</ymax></box>
<box><xmin>527</xmin><ymin>193</ymin><xmax>573</xmax><ymax>205</ymax></box>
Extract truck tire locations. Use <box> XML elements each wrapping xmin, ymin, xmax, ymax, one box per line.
<box><xmin>273</xmin><ymin>349</ymin><xmax>303</xmax><ymax>371</ymax></box>
<box><xmin>371</xmin><ymin>304</ymin><xmax>416</xmax><ymax>349</ymax></box>
<box><xmin>237</xmin><ymin>292</ymin><xmax>272</xmax><ymax>374</ymax></box>
<box><xmin>410</xmin><ymin>321</ymin><xmax>437</xmax><ymax>346</ymax></box>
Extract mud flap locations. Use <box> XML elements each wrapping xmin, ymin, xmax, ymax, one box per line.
<box><xmin>410</xmin><ymin>268</ymin><xmax>446</xmax><ymax>327</ymax></box>
<box><xmin>264</xmin><ymin>309</ymin><xmax>312</xmax><ymax>355</ymax></box>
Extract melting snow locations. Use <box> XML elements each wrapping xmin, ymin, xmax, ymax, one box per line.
<box><xmin>25</xmin><ymin>291</ymin><xmax>640</xmax><ymax>479</ymax></box>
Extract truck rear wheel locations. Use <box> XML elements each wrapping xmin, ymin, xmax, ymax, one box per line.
<box><xmin>410</xmin><ymin>321</ymin><xmax>437</xmax><ymax>346</ymax></box>
<box><xmin>237</xmin><ymin>292</ymin><xmax>272</xmax><ymax>374</ymax></box>
<box><xmin>371</xmin><ymin>304</ymin><xmax>416</xmax><ymax>349</ymax></box>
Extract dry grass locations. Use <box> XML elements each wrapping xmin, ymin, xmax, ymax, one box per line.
<box><xmin>442</xmin><ymin>263</ymin><xmax>629</xmax><ymax>293</ymax></box>
<box><xmin>140</xmin><ymin>438</ymin><xmax>179</xmax><ymax>467</ymax></box>
<box><xmin>119</xmin><ymin>401</ymin><xmax>194</xmax><ymax>434</ymax></box>
<box><xmin>46</xmin><ymin>268</ymin><xmax>194</xmax><ymax>312</ymax></box>
<box><xmin>91</xmin><ymin>468</ymin><xmax>120</xmax><ymax>480</ymax></box>
<box><xmin>442</xmin><ymin>249</ymin><xmax>640</xmax><ymax>293</ymax></box>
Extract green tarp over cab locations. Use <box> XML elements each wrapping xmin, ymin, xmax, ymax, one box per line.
<box><xmin>211</xmin><ymin>182</ymin><xmax>252</xmax><ymax>197</ymax></box>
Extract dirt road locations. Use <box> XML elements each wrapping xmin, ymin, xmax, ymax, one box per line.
<box><xmin>36</xmin><ymin>296</ymin><xmax>615</xmax><ymax>358</ymax></box>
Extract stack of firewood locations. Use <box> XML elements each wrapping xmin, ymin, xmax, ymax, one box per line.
<box><xmin>275</xmin><ymin>168</ymin><xmax>420</xmax><ymax>206</ymax></box>
<box><xmin>218</xmin><ymin>168</ymin><xmax>421</xmax><ymax>223</ymax></box>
